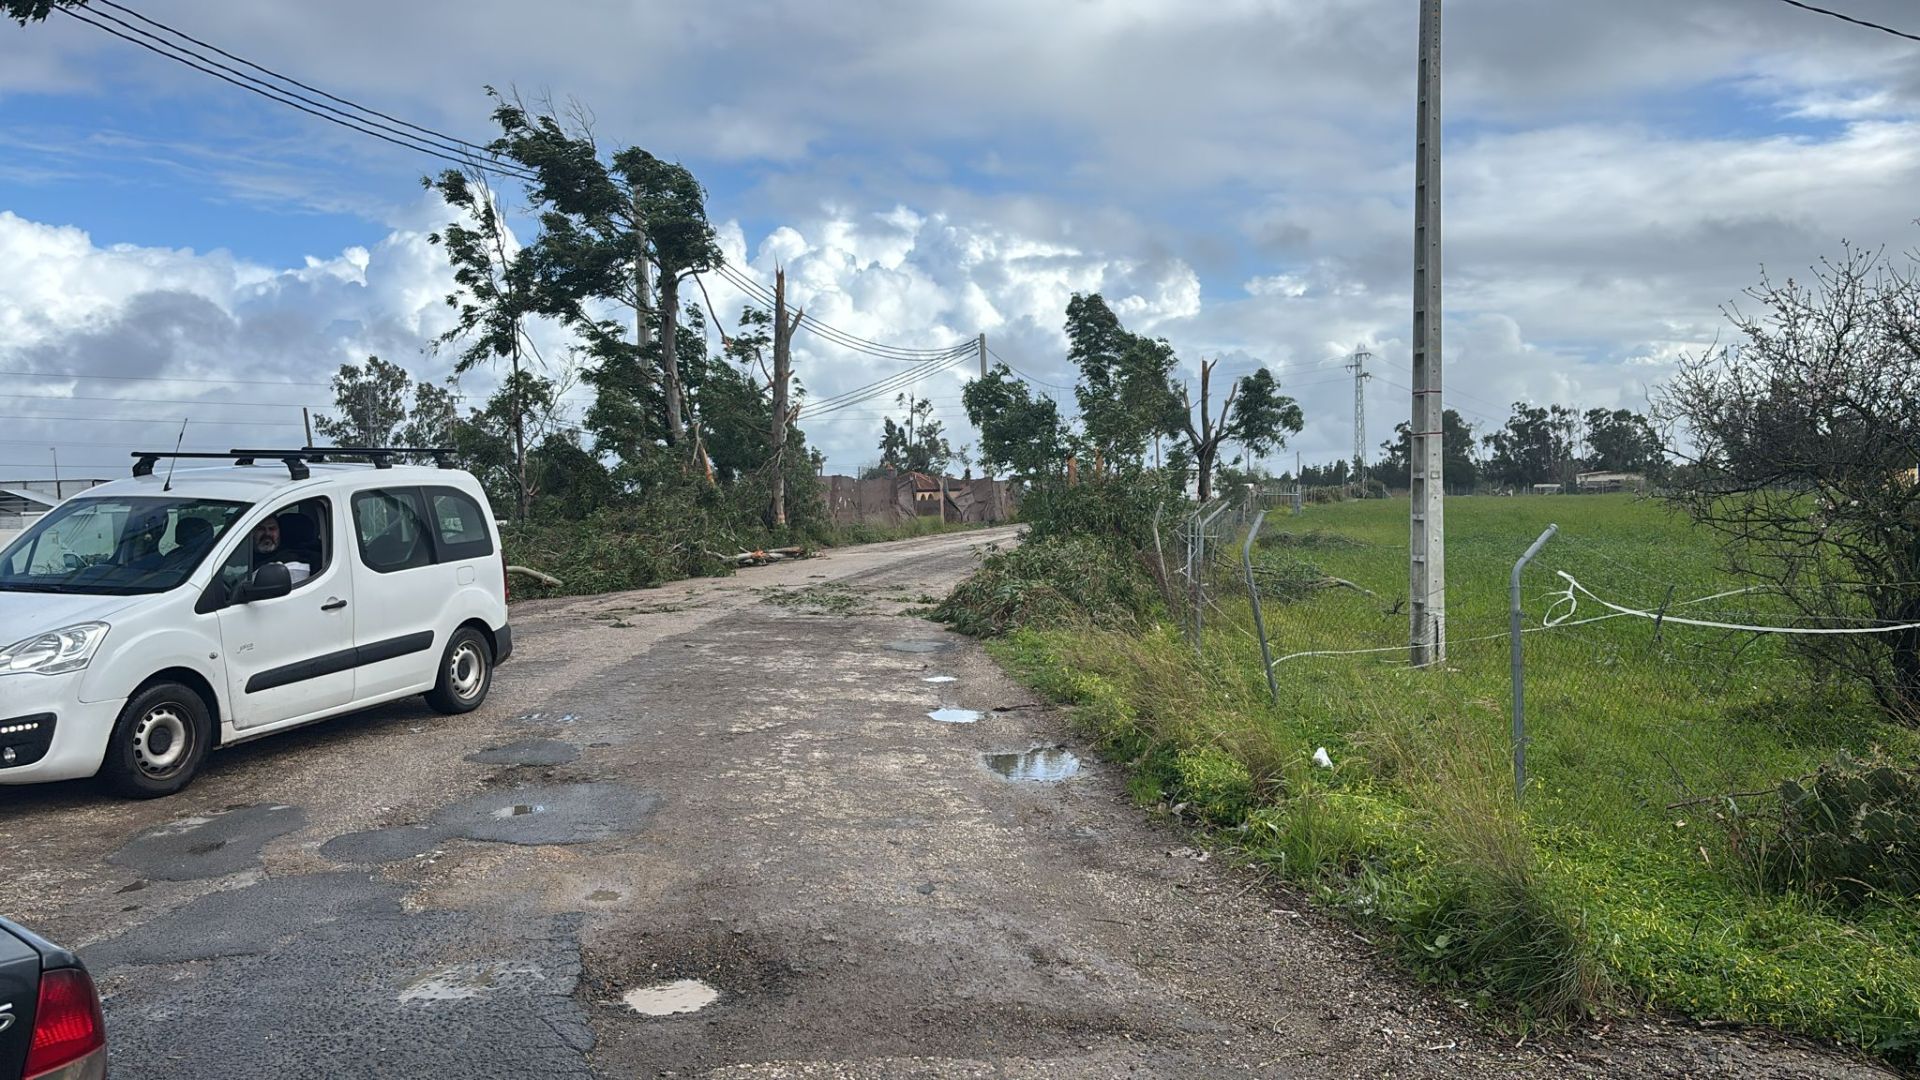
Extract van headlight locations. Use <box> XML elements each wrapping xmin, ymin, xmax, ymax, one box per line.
<box><xmin>0</xmin><ymin>623</ymin><xmax>110</xmax><ymax>676</ymax></box>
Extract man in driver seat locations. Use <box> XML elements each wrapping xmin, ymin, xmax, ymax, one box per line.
<box><xmin>251</xmin><ymin>514</ymin><xmax>318</xmax><ymax>584</ymax></box>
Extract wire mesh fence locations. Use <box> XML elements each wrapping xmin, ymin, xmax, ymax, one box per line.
<box><xmin>1147</xmin><ymin>493</ymin><xmax>1904</xmax><ymax>816</ymax></box>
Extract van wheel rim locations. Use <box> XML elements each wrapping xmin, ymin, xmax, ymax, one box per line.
<box><xmin>134</xmin><ymin>705</ymin><xmax>191</xmax><ymax>777</ymax></box>
<box><xmin>449</xmin><ymin>642</ymin><xmax>486</xmax><ymax>700</ymax></box>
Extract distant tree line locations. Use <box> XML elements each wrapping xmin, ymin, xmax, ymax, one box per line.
<box><xmin>1287</xmin><ymin>402</ymin><xmax>1663</xmax><ymax>494</ymax></box>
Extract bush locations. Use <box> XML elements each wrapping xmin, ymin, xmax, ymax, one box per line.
<box><xmin>1764</xmin><ymin>754</ymin><xmax>1920</xmax><ymax>906</ymax></box>
<box><xmin>935</xmin><ymin>536</ymin><xmax>1160</xmax><ymax>637</ymax></box>
<box><xmin>1018</xmin><ymin>474</ymin><xmax>1181</xmax><ymax>551</ymax></box>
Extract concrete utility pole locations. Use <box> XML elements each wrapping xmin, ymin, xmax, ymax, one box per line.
<box><xmin>1345</xmin><ymin>347</ymin><xmax>1372</xmax><ymax>482</ymax></box>
<box><xmin>1410</xmin><ymin>0</ymin><xmax>1447</xmax><ymax>665</ymax></box>
<box><xmin>977</xmin><ymin>332</ymin><xmax>988</xmax><ymax>380</ymax></box>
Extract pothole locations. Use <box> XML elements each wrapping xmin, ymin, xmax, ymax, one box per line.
<box><xmin>621</xmin><ymin>979</ymin><xmax>720</xmax><ymax>1017</ymax></box>
<box><xmin>984</xmin><ymin>748</ymin><xmax>1082</xmax><ymax>782</ymax></box>
<box><xmin>491</xmin><ymin>804</ymin><xmax>546</xmax><ymax>819</ymax></box>
<box><xmin>927</xmin><ymin>708</ymin><xmax>982</xmax><ymax>724</ymax></box>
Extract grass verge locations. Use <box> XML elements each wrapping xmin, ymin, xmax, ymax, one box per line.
<box><xmin>959</xmin><ymin>495</ymin><xmax>1920</xmax><ymax>1060</ymax></box>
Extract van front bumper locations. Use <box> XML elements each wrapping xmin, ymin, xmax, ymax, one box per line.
<box><xmin>0</xmin><ymin>672</ymin><xmax>120</xmax><ymax>784</ymax></box>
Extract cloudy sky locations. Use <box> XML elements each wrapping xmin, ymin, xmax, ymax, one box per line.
<box><xmin>1</xmin><ymin>0</ymin><xmax>1917</xmax><ymax>482</ymax></box>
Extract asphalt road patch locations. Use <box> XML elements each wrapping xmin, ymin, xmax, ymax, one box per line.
<box><xmin>83</xmin><ymin>873</ymin><xmax>593</xmax><ymax>1078</ymax></box>
<box><xmin>321</xmin><ymin>783</ymin><xmax>661</xmax><ymax>865</ymax></box>
<box><xmin>106</xmin><ymin>803</ymin><xmax>305</xmax><ymax>881</ymax></box>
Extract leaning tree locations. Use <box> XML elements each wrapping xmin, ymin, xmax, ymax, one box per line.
<box><xmin>1658</xmin><ymin>243</ymin><xmax>1920</xmax><ymax>722</ymax></box>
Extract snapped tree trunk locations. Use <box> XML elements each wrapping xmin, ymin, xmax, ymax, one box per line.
<box><xmin>1183</xmin><ymin>357</ymin><xmax>1237</xmax><ymax>504</ymax></box>
<box><xmin>511</xmin><ymin>344</ymin><xmax>529</xmax><ymax>521</ymax></box>
<box><xmin>660</xmin><ymin>271</ymin><xmax>685</xmax><ymax>447</ymax></box>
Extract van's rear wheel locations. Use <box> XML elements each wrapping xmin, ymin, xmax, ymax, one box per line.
<box><xmin>426</xmin><ymin>627</ymin><xmax>492</xmax><ymax>715</ymax></box>
<box><xmin>101</xmin><ymin>682</ymin><xmax>212</xmax><ymax>799</ymax></box>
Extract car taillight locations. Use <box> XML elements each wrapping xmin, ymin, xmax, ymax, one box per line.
<box><xmin>25</xmin><ymin>967</ymin><xmax>107</xmax><ymax>1080</ymax></box>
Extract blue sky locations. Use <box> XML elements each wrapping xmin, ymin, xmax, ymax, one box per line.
<box><xmin>2</xmin><ymin>0</ymin><xmax>1918</xmax><ymax>478</ymax></box>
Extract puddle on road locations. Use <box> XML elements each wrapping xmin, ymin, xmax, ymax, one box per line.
<box><xmin>984</xmin><ymin>748</ymin><xmax>1082</xmax><ymax>782</ymax></box>
<box><xmin>921</xmin><ymin>675</ymin><xmax>958</xmax><ymax>684</ymax></box>
<box><xmin>491</xmin><ymin>804</ymin><xmax>546</xmax><ymax>819</ymax></box>
<box><xmin>399</xmin><ymin>961</ymin><xmax>547</xmax><ymax>1004</ymax></box>
<box><xmin>927</xmin><ymin>708</ymin><xmax>982</xmax><ymax>724</ymax></box>
<box><xmin>621</xmin><ymin>979</ymin><xmax>720</xmax><ymax>1017</ymax></box>
<box><xmin>887</xmin><ymin>640</ymin><xmax>952</xmax><ymax>654</ymax></box>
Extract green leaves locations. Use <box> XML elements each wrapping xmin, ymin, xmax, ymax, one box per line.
<box><xmin>961</xmin><ymin>364</ymin><xmax>1065</xmax><ymax>479</ymax></box>
<box><xmin>1225</xmin><ymin>367</ymin><xmax>1303</xmax><ymax>457</ymax></box>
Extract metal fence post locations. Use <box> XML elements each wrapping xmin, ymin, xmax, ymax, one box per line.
<box><xmin>1510</xmin><ymin>524</ymin><xmax>1558</xmax><ymax>803</ymax></box>
<box><xmin>1244</xmin><ymin>509</ymin><xmax>1278</xmax><ymax>702</ymax></box>
<box><xmin>1152</xmin><ymin>500</ymin><xmax>1169</xmax><ymax>601</ymax></box>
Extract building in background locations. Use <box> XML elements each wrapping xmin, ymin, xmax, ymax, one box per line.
<box><xmin>0</xmin><ymin>477</ymin><xmax>110</xmax><ymax>547</ymax></box>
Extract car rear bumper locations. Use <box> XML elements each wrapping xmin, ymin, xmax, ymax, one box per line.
<box><xmin>0</xmin><ymin>673</ymin><xmax>119</xmax><ymax>785</ymax></box>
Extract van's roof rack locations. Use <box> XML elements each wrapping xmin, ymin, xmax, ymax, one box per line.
<box><xmin>298</xmin><ymin>446</ymin><xmax>457</xmax><ymax>470</ymax></box>
<box><xmin>132</xmin><ymin>450</ymin><xmax>313</xmax><ymax>481</ymax></box>
<box><xmin>130</xmin><ymin>446</ymin><xmax>457</xmax><ymax>481</ymax></box>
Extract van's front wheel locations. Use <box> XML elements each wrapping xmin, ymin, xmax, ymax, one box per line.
<box><xmin>101</xmin><ymin>682</ymin><xmax>213</xmax><ymax>799</ymax></box>
<box><xmin>426</xmin><ymin>627</ymin><xmax>492</xmax><ymax>715</ymax></box>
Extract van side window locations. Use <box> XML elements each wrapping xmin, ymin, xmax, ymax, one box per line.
<box><xmin>215</xmin><ymin>496</ymin><xmax>332</xmax><ymax>593</ymax></box>
<box><xmin>352</xmin><ymin>489</ymin><xmax>435</xmax><ymax>574</ymax></box>
<box><xmin>427</xmin><ymin>488</ymin><xmax>494</xmax><ymax>560</ymax></box>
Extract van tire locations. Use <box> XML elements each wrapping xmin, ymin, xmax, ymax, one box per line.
<box><xmin>426</xmin><ymin>626</ymin><xmax>492</xmax><ymax>715</ymax></box>
<box><xmin>101</xmin><ymin>682</ymin><xmax>213</xmax><ymax>799</ymax></box>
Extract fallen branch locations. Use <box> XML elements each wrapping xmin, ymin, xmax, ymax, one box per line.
<box><xmin>1322</xmin><ymin>576</ymin><xmax>1377</xmax><ymax>597</ymax></box>
<box><xmin>1665</xmin><ymin>787</ymin><xmax>1781</xmax><ymax>810</ymax></box>
<box><xmin>506</xmin><ymin>565</ymin><xmax>562</xmax><ymax>587</ymax></box>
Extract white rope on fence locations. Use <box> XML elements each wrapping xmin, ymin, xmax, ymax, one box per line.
<box><xmin>1554</xmin><ymin>571</ymin><xmax>1920</xmax><ymax>636</ymax></box>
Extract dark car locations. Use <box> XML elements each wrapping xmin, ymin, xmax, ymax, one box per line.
<box><xmin>0</xmin><ymin>917</ymin><xmax>105</xmax><ymax>1080</ymax></box>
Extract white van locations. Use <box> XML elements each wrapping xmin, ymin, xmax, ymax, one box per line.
<box><xmin>0</xmin><ymin>448</ymin><xmax>511</xmax><ymax>798</ymax></box>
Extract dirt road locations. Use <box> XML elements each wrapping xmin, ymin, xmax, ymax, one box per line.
<box><xmin>0</xmin><ymin>527</ymin><xmax>1890</xmax><ymax>1078</ymax></box>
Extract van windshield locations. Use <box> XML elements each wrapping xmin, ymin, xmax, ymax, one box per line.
<box><xmin>0</xmin><ymin>496</ymin><xmax>251</xmax><ymax>596</ymax></box>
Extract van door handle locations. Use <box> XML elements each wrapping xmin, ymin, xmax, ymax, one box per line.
<box><xmin>321</xmin><ymin>597</ymin><xmax>348</xmax><ymax>612</ymax></box>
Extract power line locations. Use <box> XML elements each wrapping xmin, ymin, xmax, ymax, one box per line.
<box><xmin>90</xmin><ymin>0</ymin><xmax>504</xmax><ymax>158</ymax></box>
<box><xmin>52</xmin><ymin>2</ymin><xmax>974</xmax><ymax>383</ymax></box>
<box><xmin>984</xmin><ymin>346</ymin><xmax>1076</xmax><ymax>391</ymax></box>
<box><xmin>712</xmin><ymin>263</ymin><xmax>971</xmax><ymax>361</ymax></box>
<box><xmin>54</xmin><ymin>6</ymin><xmax>536</xmax><ymax>183</ymax></box>
<box><xmin>802</xmin><ymin>352</ymin><xmax>974</xmax><ymax>416</ymax></box>
<box><xmin>0</xmin><ymin>367</ymin><xmax>333</xmax><ymax>388</ymax></box>
<box><xmin>0</xmin><ymin>391</ymin><xmax>326</xmax><ymax>409</ymax></box>
<box><xmin>0</xmin><ymin>411</ymin><xmax>304</xmax><ymax>427</ymax></box>
<box><xmin>1773</xmin><ymin>0</ymin><xmax>1920</xmax><ymax>43</ymax></box>
<box><xmin>715</xmin><ymin>264</ymin><xmax>967</xmax><ymax>359</ymax></box>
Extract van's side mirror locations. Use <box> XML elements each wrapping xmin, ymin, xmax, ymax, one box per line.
<box><xmin>237</xmin><ymin>562</ymin><xmax>292</xmax><ymax>604</ymax></box>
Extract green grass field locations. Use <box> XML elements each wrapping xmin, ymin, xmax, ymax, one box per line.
<box><xmin>989</xmin><ymin>494</ymin><xmax>1920</xmax><ymax>1057</ymax></box>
